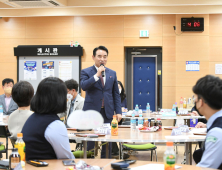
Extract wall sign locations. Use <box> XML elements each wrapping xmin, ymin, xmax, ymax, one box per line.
<box><xmin>215</xmin><ymin>64</ymin><xmax>222</xmax><ymax>74</ymax></box>
<box><xmin>140</xmin><ymin>30</ymin><xmax>149</xmax><ymax>37</ymax></box>
<box><xmin>24</xmin><ymin>61</ymin><xmax>37</xmax><ymax>80</ymax></box>
<box><xmin>14</xmin><ymin>45</ymin><xmax>83</xmax><ymax>57</ymax></box>
<box><xmin>186</xmin><ymin>61</ymin><xmax>199</xmax><ymax>71</ymax></box>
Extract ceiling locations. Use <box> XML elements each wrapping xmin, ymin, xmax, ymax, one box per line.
<box><xmin>1</xmin><ymin>0</ymin><xmax>222</xmax><ymax>17</ymax></box>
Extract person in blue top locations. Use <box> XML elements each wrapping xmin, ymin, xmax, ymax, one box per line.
<box><xmin>192</xmin><ymin>75</ymin><xmax>222</xmax><ymax>169</ymax></box>
<box><xmin>80</xmin><ymin>45</ymin><xmax>122</xmax><ymax>158</ymax></box>
<box><xmin>22</xmin><ymin>77</ymin><xmax>74</xmax><ymax>160</ymax></box>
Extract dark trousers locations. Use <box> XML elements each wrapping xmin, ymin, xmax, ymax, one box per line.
<box><xmin>193</xmin><ymin>148</ymin><xmax>203</xmax><ymax>164</ymax></box>
<box><xmin>87</xmin><ymin>108</ymin><xmax>112</xmax><ymax>158</ymax></box>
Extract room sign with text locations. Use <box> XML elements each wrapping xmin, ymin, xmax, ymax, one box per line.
<box><xmin>37</xmin><ymin>47</ymin><xmax>58</xmax><ymax>56</ymax></box>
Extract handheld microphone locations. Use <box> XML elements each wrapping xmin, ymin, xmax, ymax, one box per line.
<box><xmin>100</xmin><ymin>64</ymin><xmax>105</xmax><ymax>77</ymax></box>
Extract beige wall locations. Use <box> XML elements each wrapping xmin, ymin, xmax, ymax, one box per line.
<box><xmin>0</xmin><ymin>14</ymin><xmax>221</xmax><ymax>108</ymax></box>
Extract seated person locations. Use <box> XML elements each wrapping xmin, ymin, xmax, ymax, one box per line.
<box><xmin>192</xmin><ymin>75</ymin><xmax>222</xmax><ymax>169</ymax></box>
<box><xmin>0</xmin><ymin>78</ymin><xmax>18</xmax><ymax>115</ymax></box>
<box><xmin>64</xmin><ymin>79</ymin><xmax>84</xmax><ymax>123</ymax></box>
<box><xmin>8</xmin><ymin>81</ymin><xmax>34</xmax><ymax>140</ymax></box>
<box><xmin>118</xmin><ymin>81</ymin><xmax>128</xmax><ymax>113</ymax></box>
<box><xmin>58</xmin><ymin>79</ymin><xmax>84</xmax><ymax>124</ymax></box>
<box><xmin>22</xmin><ymin>77</ymin><xmax>74</xmax><ymax>160</ymax></box>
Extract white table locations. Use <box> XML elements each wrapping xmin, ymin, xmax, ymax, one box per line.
<box><xmin>68</xmin><ymin>127</ymin><xmax>206</xmax><ymax>165</ymax></box>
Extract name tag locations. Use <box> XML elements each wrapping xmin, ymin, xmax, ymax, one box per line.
<box><xmin>178</xmin><ymin>109</ymin><xmax>189</xmax><ymax>115</ymax></box>
<box><xmin>171</xmin><ymin>128</ymin><xmax>182</xmax><ymax>136</ymax></box>
<box><xmin>96</xmin><ymin>123</ymin><xmax>111</xmax><ymax>135</ymax></box>
<box><xmin>102</xmin><ymin>123</ymin><xmax>111</xmax><ymax>128</ymax></box>
<box><xmin>179</xmin><ymin>125</ymin><xmax>190</xmax><ymax>132</ymax></box>
<box><xmin>162</xmin><ymin>111</ymin><xmax>176</xmax><ymax>117</ymax></box>
<box><xmin>97</xmin><ymin>128</ymin><xmax>108</xmax><ymax>134</ymax></box>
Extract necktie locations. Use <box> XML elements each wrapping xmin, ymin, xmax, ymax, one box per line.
<box><xmin>65</xmin><ymin>101</ymin><xmax>74</xmax><ymax>125</ymax></box>
<box><xmin>100</xmin><ymin>75</ymin><xmax>104</xmax><ymax>107</ymax></box>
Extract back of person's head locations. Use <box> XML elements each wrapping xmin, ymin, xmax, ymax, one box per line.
<box><xmin>65</xmin><ymin>79</ymin><xmax>78</xmax><ymax>92</ymax></box>
<box><xmin>2</xmin><ymin>78</ymin><xmax>14</xmax><ymax>86</ymax></box>
<box><xmin>93</xmin><ymin>46</ymin><xmax>109</xmax><ymax>56</ymax></box>
<box><xmin>12</xmin><ymin>81</ymin><xmax>34</xmax><ymax>107</ymax></box>
<box><xmin>31</xmin><ymin>77</ymin><xmax>67</xmax><ymax>114</ymax></box>
<box><xmin>193</xmin><ymin>75</ymin><xmax>222</xmax><ymax>110</ymax></box>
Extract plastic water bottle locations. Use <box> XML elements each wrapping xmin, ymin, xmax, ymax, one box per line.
<box><xmin>172</xmin><ymin>104</ymin><xmax>176</xmax><ymax>112</ymax></box>
<box><xmin>131</xmin><ymin>113</ymin><xmax>136</xmax><ymax>130</ymax></box>
<box><xmin>135</xmin><ymin>104</ymin><xmax>139</xmax><ymax>116</ymax></box>
<box><xmin>138</xmin><ymin>114</ymin><xmax>143</xmax><ymax>128</ymax></box>
<box><xmin>180</xmin><ymin>97</ymin><xmax>183</xmax><ymax>109</ymax></box>
<box><xmin>146</xmin><ymin>103</ymin><xmax>150</xmax><ymax>117</ymax></box>
<box><xmin>0</xmin><ymin>105</ymin><xmax>3</xmax><ymax>123</ymax></box>
<box><xmin>175</xmin><ymin>102</ymin><xmax>178</xmax><ymax>114</ymax></box>
<box><xmin>183</xmin><ymin>98</ymin><xmax>187</xmax><ymax>109</ymax></box>
<box><xmin>14</xmin><ymin>133</ymin><xmax>25</xmax><ymax>162</ymax></box>
<box><xmin>164</xmin><ymin>142</ymin><xmax>176</xmax><ymax>170</ymax></box>
<box><xmin>138</xmin><ymin>109</ymin><xmax>143</xmax><ymax>117</ymax></box>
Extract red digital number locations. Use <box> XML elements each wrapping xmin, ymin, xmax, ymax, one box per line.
<box><xmin>194</xmin><ymin>22</ymin><xmax>200</xmax><ymax>27</ymax></box>
<box><xmin>187</xmin><ymin>22</ymin><xmax>192</xmax><ymax>27</ymax></box>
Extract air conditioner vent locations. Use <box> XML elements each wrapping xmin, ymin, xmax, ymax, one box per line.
<box><xmin>4</xmin><ymin>0</ymin><xmax>62</xmax><ymax>7</ymax></box>
<box><xmin>48</xmin><ymin>0</ymin><xmax>59</xmax><ymax>6</ymax></box>
<box><xmin>10</xmin><ymin>1</ymin><xmax>49</xmax><ymax>7</ymax></box>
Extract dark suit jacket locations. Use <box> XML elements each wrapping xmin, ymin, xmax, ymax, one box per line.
<box><xmin>80</xmin><ymin>66</ymin><xmax>121</xmax><ymax>119</ymax></box>
<box><xmin>0</xmin><ymin>94</ymin><xmax>18</xmax><ymax>115</ymax></box>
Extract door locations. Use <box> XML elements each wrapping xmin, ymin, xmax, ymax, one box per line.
<box><xmin>132</xmin><ymin>55</ymin><xmax>156</xmax><ymax>111</ymax></box>
<box><xmin>125</xmin><ymin>47</ymin><xmax>162</xmax><ymax>110</ymax></box>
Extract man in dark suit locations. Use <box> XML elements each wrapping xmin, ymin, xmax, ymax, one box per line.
<box><xmin>0</xmin><ymin>78</ymin><xmax>18</xmax><ymax>115</ymax></box>
<box><xmin>80</xmin><ymin>46</ymin><xmax>122</xmax><ymax>158</ymax></box>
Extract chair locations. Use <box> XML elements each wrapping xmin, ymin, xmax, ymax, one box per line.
<box><xmin>0</xmin><ymin>126</ymin><xmax>9</xmax><ymax>159</ymax></box>
<box><xmin>9</xmin><ymin>137</ymin><xmax>16</xmax><ymax>148</ymax></box>
<box><xmin>120</xmin><ymin>143</ymin><xmax>158</xmax><ymax>161</ymax></box>
<box><xmin>72</xmin><ymin>151</ymin><xmax>94</xmax><ymax>158</ymax></box>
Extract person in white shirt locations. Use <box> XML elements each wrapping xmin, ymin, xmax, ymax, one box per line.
<box><xmin>8</xmin><ymin>81</ymin><xmax>34</xmax><ymax>140</ymax></box>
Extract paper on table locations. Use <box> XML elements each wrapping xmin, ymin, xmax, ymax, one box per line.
<box><xmin>188</xmin><ymin>135</ymin><xmax>206</xmax><ymax>139</ymax></box>
<box><xmin>131</xmin><ymin>164</ymin><xmax>164</xmax><ymax>170</ymax></box>
<box><xmin>191</xmin><ymin>128</ymin><xmax>207</xmax><ymax>133</ymax></box>
<box><xmin>165</xmin><ymin>136</ymin><xmax>189</xmax><ymax>139</ymax></box>
<box><xmin>131</xmin><ymin>164</ymin><xmax>182</xmax><ymax>170</ymax></box>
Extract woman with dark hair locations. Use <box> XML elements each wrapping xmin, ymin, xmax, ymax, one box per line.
<box><xmin>118</xmin><ymin>81</ymin><xmax>127</xmax><ymax>112</ymax></box>
<box><xmin>22</xmin><ymin>77</ymin><xmax>74</xmax><ymax>160</ymax></box>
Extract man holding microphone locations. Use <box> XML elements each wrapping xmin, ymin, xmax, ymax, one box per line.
<box><xmin>80</xmin><ymin>46</ymin><xmax>122</xmax><ymax>158</ymax></box>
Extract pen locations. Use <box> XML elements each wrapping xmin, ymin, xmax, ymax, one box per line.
<box><xmin>30</xmin><ymin>160</ymin><xmax>42</xmax><ymax>164</ymax></box>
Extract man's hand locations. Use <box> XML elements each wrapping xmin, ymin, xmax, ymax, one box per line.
<box><xmin>116</xmin><ymin>114</ymin><xmax>122</xmax><ymax>122</ymax></box>
<box><xmin>195</xmin><ymin>122</ymin><xmax>207</xmax><ymax>128</ymax></box>
<box><xmin>96</xmin><ymin>65</ymin><xmax>106</xmax><ymax>77</ymax></box>
<box><xmin>191</xmin><ymin>111</ymin><xmax>199</xmax><ymax>116</ymax></box>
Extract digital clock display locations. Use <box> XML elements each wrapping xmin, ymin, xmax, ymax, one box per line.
<box><xmin>181</xmin><ymin>18</ymin><xmax>204</xmax><ymax>31</ymax></box>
